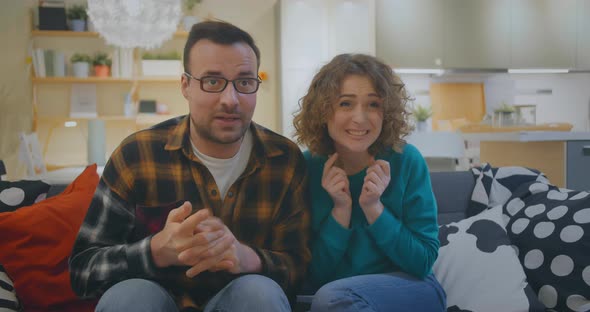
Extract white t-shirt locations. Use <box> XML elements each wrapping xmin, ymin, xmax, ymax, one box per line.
<box><xmin>190</xmin><ymin>129</ymin><xmax>253</xmax><ymax>201</ymax></box>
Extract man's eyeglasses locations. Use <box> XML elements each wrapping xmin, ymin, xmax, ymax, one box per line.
<box><xmin>184</xmin><ymin>72</ymin><xmax>262</xmax><ymax>94</ymax></box>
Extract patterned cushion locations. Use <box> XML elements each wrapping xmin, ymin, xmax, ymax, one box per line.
<box><xmin>433</xmin><ymin>205</ymin><xmax>545</xmax><ymax>312</ymax></box>
<box><xmin>469</xmin><ymin>163</ymin><xmax>548</xmax><ymax>218</ymax></box>
<box><xmin>0</xmin><ymin>264</ymin><xmax>19</xmax><ymax>311</ymax></box>
<box><xmin>504</xmin><ymin>181</ymin><xmax>590</xmax><ymax>311</ymax></box>
<box><xmin>0</xmin><ymin>180</ymin><xmax>50</xmax><ymax>213</ymax></box>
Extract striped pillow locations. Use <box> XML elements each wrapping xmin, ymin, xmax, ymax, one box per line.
<box><xmin>0</xmin><ymin>264</ymin><xmax>19</xmax><ymax>311</ymax></box>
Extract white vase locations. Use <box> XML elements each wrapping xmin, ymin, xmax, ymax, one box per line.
<box><xmin>72</xmin><ymin>62</ymin><xmax>90</xmax><ymax>78</ymax></box>
<box><xmin>417</xmin><ymin>121</ymin><xmax>428</xmax><ymax>132</ymax></box>
<box><xmin>71</xmin><ymin>19</ymin><xmax>86</xmax><ymax>32</ymax></box>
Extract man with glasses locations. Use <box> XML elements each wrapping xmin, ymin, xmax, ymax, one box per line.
<box><xmin>70</xmin><ymin>21</ymin><xmax>310</xmax><ymax>312</ymax></box>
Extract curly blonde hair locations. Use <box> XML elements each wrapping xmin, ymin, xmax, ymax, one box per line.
<box><xmin>293</xmin><ymin>54</ymin><xmax>412</xmax><ymax>156</ymax></box>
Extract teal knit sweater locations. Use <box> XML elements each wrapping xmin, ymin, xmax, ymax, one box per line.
<box><xmin>304</xmin><ymin>144</ymin><xmax>440</xmax><ymax>288</ymax></box>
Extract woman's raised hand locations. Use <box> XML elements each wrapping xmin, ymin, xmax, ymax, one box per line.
<box><xmin>359</xmin><ymin>158</ymin><xmax>390</xmax><ymax>224</ymax></box>
<box><xmin>322</xmin><ymin>153</ymin><xmax>353</xmax><ymax>227</ymax></box>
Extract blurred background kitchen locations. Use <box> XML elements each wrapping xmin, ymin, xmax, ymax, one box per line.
<box><xmin>1</xmin><ymin>0</ymin><xmax>589</xmax><ymax>190</ymax></box>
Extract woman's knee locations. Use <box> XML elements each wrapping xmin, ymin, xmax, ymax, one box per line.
<box><xmin>96</xmin><ymin>278</ymin><xmax>177</xmax><ymax>312</ymax></box>
<box><xmin>311</xmin><ymin>280</ymin><xmax>356</xmax><ymax>312</ymax></box>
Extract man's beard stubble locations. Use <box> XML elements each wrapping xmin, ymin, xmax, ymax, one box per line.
<box><xmin>189</xmin><ymin>114</ymin><xmax>250</xmax><ymax>145</ymax></box>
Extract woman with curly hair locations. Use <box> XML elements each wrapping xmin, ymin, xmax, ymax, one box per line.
<box><xmin>293</xmin><ymin>54</ymin><xmax>446</xmax><ymax>312</ymax></box>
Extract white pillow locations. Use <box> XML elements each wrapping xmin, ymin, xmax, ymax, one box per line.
<box><xmin>433</xmin><ymin>205</ymin><xmax>545</xmax><ymax>312</ymax></box>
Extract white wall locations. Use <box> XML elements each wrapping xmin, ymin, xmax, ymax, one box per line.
<box><xmin>280</xmin><ymin>0</ymin><xmax>375</xmax><ymax>139</ymax></box>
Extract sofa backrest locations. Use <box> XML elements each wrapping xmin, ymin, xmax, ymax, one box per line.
<box><xmin>430</xmin><ymin>171</ymin><xmax>474</xmax><ymax>225</ymax></box>
<box><xmin>46</xmin><ymin>170</ymin><xmax>476</xmax><ymax>225</ymax></box>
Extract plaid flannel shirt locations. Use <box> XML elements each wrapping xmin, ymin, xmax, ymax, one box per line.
<box><xmin>69</xmin><ymin>115</ymin><xmax>310</xmax><ymax>310</ymax></box>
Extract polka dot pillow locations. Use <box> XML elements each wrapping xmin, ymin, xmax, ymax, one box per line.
<box><xmin>0</xmin><ymin>180</ymin><xmax>50</xmax><ymax>213</ymax></box>
<box><xmin>433</xmin><ymin>205</ymin><xmax>546</xmax><ymax>312</ymax></box>
<box><xmin>504</xmin><ymin>181</ymin><xmax>590</xmax><ymax>311</ymax></box>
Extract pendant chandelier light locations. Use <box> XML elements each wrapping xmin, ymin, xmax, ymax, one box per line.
<box><xmin>87</xmin><ymin>0</ymin><xmax>183</xmax><ymax>49</ymax></box>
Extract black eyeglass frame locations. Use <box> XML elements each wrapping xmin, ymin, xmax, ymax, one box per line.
<box><xmin>183</xmin><ymin>72</ymin><xmax>262</xmax><ymax>94</ymax></box>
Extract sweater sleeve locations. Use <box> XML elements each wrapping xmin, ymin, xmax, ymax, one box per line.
<box><xmin>304</xmin><ymin>151</ymin><xmax>353</xmax><ymax>287</ymax></box>
<box><xmin>309</xmin><ymin>213</ymin><xmax>353</xmax><ymax>286</ymax></box>
<box><xmin>366</xmin><ymin>146</ymin><xmax>440</xmax><ymax>278</ymax></box>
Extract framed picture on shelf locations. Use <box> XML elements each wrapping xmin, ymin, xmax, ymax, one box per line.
<box><xmin>70</xmin><ymin>84</ymin><xmax>97</xmax><ymax>118</ymax></box>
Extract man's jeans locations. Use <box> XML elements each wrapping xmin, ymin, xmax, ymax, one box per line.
<box><xmin>309</xmin><ymin>272</ymin><xmax>446</xmax><ymax>312</ymax></box>
<box><xmin>96</xmin><ymin>275</ymin><xmax>290</xmax><ymax>312</ymax></box>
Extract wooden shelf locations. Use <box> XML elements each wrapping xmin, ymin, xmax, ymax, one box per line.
<box><xmin>33</xmin><ymin>77</ymin><xmax>181</xmax><ymax>84</ymax></box>
<box><xmin>139</xmin><ymin>77</ymin><xmax>181</xmax><ymax>82</ymax></box>
<box><xmin>32</xmin><ymin>30</ymin><xmax>188</xmax><ymax>38</ymax></box>
<box><xmin>38</xmin><ymin>115</ymin><xmax>136</xmax><ymax>122</ymax></box>
<box><xmin>32</xmin><ymin>77</ymin><xmax>133</xmax><ymax>84</ymax></box>
<box><xmin>31</xmin><ymin>30</ymin><xmax>100</xmax><ymax>37</ymax></box>
<box><xmin>173</xmin><ymin>31</ymin><xmax>189</xmax><ymax>38</ymax></box>
<box><xmin>38</xmin><ymin>115</ymin><xmax>173</xmax><ymax>124</ymax></box>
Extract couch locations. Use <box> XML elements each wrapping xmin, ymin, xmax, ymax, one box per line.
<box><xmin>1</xmin><ymin>166</ymin><xmax>588</xmax><ymax>312</ymax></box>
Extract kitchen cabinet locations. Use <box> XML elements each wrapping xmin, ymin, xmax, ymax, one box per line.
<box><xmin>566</xmin><ymin>141</ymin><xmax>590</xmax><ymax>190</ymax></box>
<box><xmin>443</xmin><ymin>0</ymin><xmax>511</xmax><ymax>69</ymax></box>
<box><xmin>577</xmin><ymin>0</ymin><xmax>590</xmax><ymax>69</ymax></box>
<box><xmin>376</xmin><ymin>0</ymin><xmax>444</xmax><ymax>68</ymax></box>
<box><xmin>463</xmin><ymin>131</ymin><xmax>590</xmax><ymax>189</ymax></box>
<box><xmin>511</xmin><ymin>0</ymin><xmax>577</xmax><ymax>68</ymax></box>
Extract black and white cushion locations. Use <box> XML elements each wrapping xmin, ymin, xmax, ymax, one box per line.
<box><xmin>505</xmin><ymin>181</ymin><xmax>590</xmax><ymax>312</ymax></box>
<box><xmin>0</xmin><ymin>265</ymin><xmax>19</xmax><ymax>311</ymax></box>
<box><xmin>433</xmin><ymin>205</ymin><xmax>545</xmax><ymax>312</ymax></box>
<box><xmin>0</xmin><ymin>180</ymin><xmax>50</xmax><ymax>213</ymax></box>
<box><xmin>469</xmin><ymin>163</ymin><xmax>548</xmax><ymax>217</ymax></box>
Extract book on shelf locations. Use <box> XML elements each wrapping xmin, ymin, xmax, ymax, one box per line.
<box><xmin>111</xmin><ymin>48</ymin><xmax>134</xmax><ymax>78</ymax></box>
<box><xmin>31</xmin><ymin>48</ymin><xmax>65</xmax><ymax>78</ymax></box>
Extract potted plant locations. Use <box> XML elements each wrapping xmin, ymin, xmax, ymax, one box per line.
<box><xmin>182</xmin><ymin>0</ymin><xmax>202</xmax><ymax>31</ymax></box>
<box><xmin>67</xmin><ymin>5</ymin><xmax>88</xmax><ymax>32</ymax></box>
<box><xmin>411</xmin><ymin>104</ymin><xmax>433</xmax><ymax>132</ymax></box>
<box><xmin>70</xmin><ymin>53</ymin><xmax>91</xmax><ymax>78</ymax></box>
<box><xmin>92</xmin><ymin>52</ymin><xmax>111</xmax><ymax>77</ymax></box>
<box><xmin>493</xmin><ymin>102</ymin><xmax>516</xmax><ymax>127</ymax></box>
<box><xmin>141</xmin><ymin>51</ymin><xmax>182</xmax><ymax>77</ymax></box>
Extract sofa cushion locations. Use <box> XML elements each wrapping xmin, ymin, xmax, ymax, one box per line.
<box><xmin>0</xmin><ymin>264</ymin><xmax>19</xmax><ymax>311</ymax></box>
<box><xmin>433</xmin><ymin>205</ymin><xmax>545</xmax><ymax>312</ymax></box>
<box><xmin>431</xmin><ymin>171</ymin><xmax>474</xmax><ymax>225</ymax></box>
<box><xmin>0</xmin><ymin>180</ymin><xmax>50</xmax><ymax>213</ymax></box>
<box><xmin>505</xmin><ymin>181</ymin><xmax>590</xmax><ymax>312</ymax></box>
<box><xmin>0</xmin><ymin>165</ymin><xmax>99</xmax><ymax>311</ymax></box>
<box><xmin>469</xmin><ymin>163</ymin><xmax>549</xmax><ymax>218</ymax></box>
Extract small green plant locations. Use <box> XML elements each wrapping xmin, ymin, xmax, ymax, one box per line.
<box><xmin>92</xmin><ymin>52</ymin><xmax>112</xmax><ymax>67</ymax></box>
<box><xmin>70</xmin><ymin>53</ymin><xmax>91</xmax><ymax>63</ymax></box>
<box><xmin>494</xmin><ymin>102</ymin><xmax>516</xmax><ymax>113</ymax></box>
<box><xmin>142</xmin><ymin>51</ymin><xmax>181</xmax><ymax>60</ymax></box>
<box><xmin>411</xmin><ymin>104</ymin><xmax>433</xmax><ymax>122</ymax></box>
<box><xmin>184</xmin><ymin>0</ymin><xmax>202</xmax><ymax>13</ymax></box>
<box><xmin>67</xmin><ymin>5</ymin><xmax>88</xmax><ymax>20</ymax></box>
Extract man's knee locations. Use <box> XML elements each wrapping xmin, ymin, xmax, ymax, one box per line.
<box><xmin>96</xmin><ymin>278</ymin><xmax>177</xmax><ymax>312</ymax></box>
<box><xmin>228</xmin><ymin>274</ymin><xmax>287</xmax><ymax>303</ymax></box>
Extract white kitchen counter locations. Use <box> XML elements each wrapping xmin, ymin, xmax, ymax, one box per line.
<box><xmin>461</xmin><ymin>131</ymin><xmax>590</xmax><ymax>142</ymax></box>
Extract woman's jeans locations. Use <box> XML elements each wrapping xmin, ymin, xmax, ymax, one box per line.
<box><xmin>310</xmin><ymin>272</ymin><xmax>446</xmax><ymax>312</ymax></box>
<box><xmin>95</xmin><ymin>275</ymin><xmax>290</xmax><ymax>312</ymax></box>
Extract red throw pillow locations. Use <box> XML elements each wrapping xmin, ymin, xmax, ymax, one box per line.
<box><xmin>0</xmin><ymin>164</ymin><xmax>99</xmax><ymax>311</ymax></box>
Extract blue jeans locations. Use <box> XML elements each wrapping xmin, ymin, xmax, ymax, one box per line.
<box><xmin>310</xmin><ymin>272</ymin><xmax>446</xmax><ymax>312</ymax></box>
<box><xmin>96</xmin><ymin>275</ymin><xmax>290</xmax><ymax>312</ymax></box>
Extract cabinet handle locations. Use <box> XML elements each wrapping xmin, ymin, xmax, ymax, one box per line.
<box><xmin>583</xmin><ymin>146</ymin><xmax>590</xmax><ymax>156</ymax></box>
